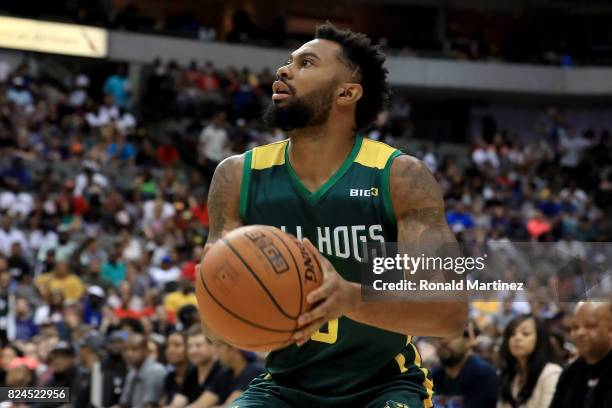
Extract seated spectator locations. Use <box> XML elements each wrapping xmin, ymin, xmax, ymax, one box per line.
<box><xmin>202</xmin><ymin>341</ymin><xmax>264</xmax><ymax>407</ymax></box>
<box><xmin>149</xmin><ymin>256</ymin><xmax>181</xmax><ymax>290</ymax></box>
<box><xmin>497</xmin><ymin>314</ymin><xmax>562</xmax><ymax>408</ymax></box>
<box><xmin>1</xmin><ymin>345</ymin><xmax>23</xmax><ymax>384</ymax></box>
<box><xmin>14</xmin><ymin>296</ymin><xmax>38</xmax><ymax>341</ymax></box>
<box><xmin>165</xmin><ymin>327</ymin><xmax>223</xmax><ymax>408</ymax></box>
<box><xmin>432</xmin><ymin>320</ymin><xmax>498</xmax><ymax>408</ymax></box>
<box><xmin>34</xmin><ymin>289</ymin><xmax>65</xmax><ymax>326</ymax></box>
<box><xmin>162</xmin><ymin>332</ymin><xmax>191</xmax><ymax>405</ymax></box>
<box><xmin>101</xmin><ymin>249</ymin><xmax>127</xmax><ymax>287</ymax></box>
<box><xmin>120</xmin><ymin>333</ymin><xmax>166</xmax><ymax>408</ymax></box>
<box><xmin>72</xmin><ymin>331</ymin><xmax>106</xmax><ymax>408</ymax></box>
<box><xmin>0</xmin><ymin>215</ymin><xmax>28</xmax><ymax>257</ymax></box>
<box><xmin>164</xmin><ymin>278</ymin><xmax>197</xmax><ymax>322</ymax></box>
<box><xmin>180</xmin><ymin>246</ymin><xmax>203</xmax><ymax>283</ymax></box>
<box><xmin>35</xmin><ymin>259</ymin><xmax>84</xmax><ymax>302</ymax></box>
<box><xmin>101</xmin><ymin>331</ymin><xmax>128</xmax><ymax>407</ymax></box>
<box><xmin>550</xmin><ymin>302</ymin><xmax>612</xmax><ymax>408</ymax></box>
<box><xmin>38</xmin><ymin>341</ymin><xmax>78</xmax><ymax>403</ymax></box>
<box><xmin>5</xmin><ymin>356</ymin><xmax>37</xmax><ymax>388</ymax></box>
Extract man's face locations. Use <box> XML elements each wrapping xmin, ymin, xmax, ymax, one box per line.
<box><xmin>6</xmin><ymin>365</ymin><xmax>32</xmax><ymax>387</ymax></box>
<box><xmin>123</xmin><ymin>337</ymin><xmax>147</xmax><ymax>368</ymax></box>
<box><xmin>436</xmin><ymin>329</ymin><xmax>472</xmax><ymax>367</ymax></box>
<box><xmin>264</xmin><ymin>39</ymin><xmax>349</xmax><ymax>131</ymax></box>
<box><xmin>50</xmin><ymin>354</ymin><xmax>75</xmax><ymax>373</ymax></box>
<box><xmin>212</xmin><ymin>341</ymin><xmax>233</xmax><ymax>366</ymax></box>
<box><xmin>187</xmin><ymin>334</ymin><xmax>213</xmax><ymax>366</ymax></box>
<box><xmin>570</xmin><ymin>303</ymin><xmax>612</xmax><ymax>362</ymax></box>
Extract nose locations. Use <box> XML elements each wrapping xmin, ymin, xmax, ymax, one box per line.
<box><xmin>276</xmin><ymin>63</ymin><xmax>291</xmax><ymax>80</ymax></box>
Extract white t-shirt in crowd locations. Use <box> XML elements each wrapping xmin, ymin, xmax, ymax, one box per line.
<box><xmin>199</xmin><ymin>124</ymin><xmax>229</xmax><ymax>162</ymax></box>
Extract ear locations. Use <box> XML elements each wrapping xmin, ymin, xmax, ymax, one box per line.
<box><xmin>336</xmin><ymin>83</ymin><xmax>363</xmax><ymax>106</ymax></box>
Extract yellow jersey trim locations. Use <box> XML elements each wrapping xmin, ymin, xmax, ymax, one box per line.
<box><xmin>251</xmin><ymin>140</ymin><xmax>288</xmax><ymax>170</ymax></box>
<box><xmin>354</xmin><ymin>138</ymin><xmax>398</xmax><ymax>169</ymax></box>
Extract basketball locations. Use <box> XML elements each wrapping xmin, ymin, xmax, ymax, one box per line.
<box><xmin>195</xmin><ymin>225</ymin><xmax>323</xmax><ymax>351</ymax></box>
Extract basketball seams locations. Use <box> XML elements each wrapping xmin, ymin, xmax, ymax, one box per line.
<box><xmin>197</xmin><ymin>262</ymin><xmax>295</xmax><ymax>333</ymax></box>
<box><xmin>267</xmin><ymin>228</ymin><xmax>304</xmax><ymax>326</ymax></box>
<box><xmin>222</xmin><ymin>238</ymin><xmax>300</xmax><ymax>320</ymax></box>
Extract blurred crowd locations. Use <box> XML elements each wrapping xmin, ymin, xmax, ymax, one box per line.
<box><xmin>0</xmin><ymin>54</ymin><xmax>610</xmax><ymax>408</ymax></box>
<box><xmin>3</xmin><ymin>2</ymin><xmax>610</xmax><ymax>65</ymax></box>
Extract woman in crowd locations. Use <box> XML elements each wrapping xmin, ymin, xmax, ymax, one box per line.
<box><xmin>162</xmin><ymin>331</ymin><xmax>191</xmax><ymax>405</ymax></box>
<box><xmin>497</xmin><ymin>314</ymin><xmax>562</xmax><ymax>408</ymax></box>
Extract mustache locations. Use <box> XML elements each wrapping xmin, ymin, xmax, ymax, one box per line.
<box><xmin>276</xmin><ymin>78</ymin><xmax>296</xmax><ymax>94</ymax></box>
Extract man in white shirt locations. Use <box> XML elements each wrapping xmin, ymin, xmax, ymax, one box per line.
<box><xmin>0</xmin><ymin>215</ymin><xmax>28</xmax><ymax>256</ymax></box>
<box><xmin>198</xmin><ymin>111</ymin><xmax>230</xmax><ymax>184</ymax></box>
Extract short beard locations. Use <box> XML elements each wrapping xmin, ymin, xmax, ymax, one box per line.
<box><xmin>263</xmin><ymin>80</ymin><xmax>336</xmax><ymax>131</ymax></box>
<box><xmin>438</xmin><ymin>350</ymin><xmax>466</xmax><ymax>368</ymax></box>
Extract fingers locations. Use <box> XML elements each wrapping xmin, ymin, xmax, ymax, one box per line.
<box><xmin>297</xmin><ymin>297</ymin><xmax>332</xmax><ymax>327</ymax></box>
<box><xmin>293</xmin><ymin>318</ymin><xmax>326</xmax><ymax>346</ymax></box>
<box><xmin>306</xmin><ymin>279</ymin><xmax>335</xmax><ymax>304</ymax></box>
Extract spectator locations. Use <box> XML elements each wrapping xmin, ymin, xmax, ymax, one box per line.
<box><xmin>180</xmin><ymin>246</ymin><xmax>203</xmax><ymax>283</ymax></box>
<box><xmin>101</xmin><ymin>249</ymin><xmax>127</xmax><ymax>287</ymax></box>
<box><xmin>13</xmin><ymin>297</ymin><xmax>38</xmax><ymax>341</ymax></box>
<box><xmin>7</xmin><ymin>242</ymin><xmax>30</xmax><ymax>282</ymax></box>
<box><xmin>550</xmin><ymin>302</ymin><xmax>612</xmax><ymax>408</ymax></box>
<box><xmin>120</xmin><ymin>333</ymin><xmax>166</xmax><ymax>408</ymax></box>
<box><xmin>202</xmin><ymin>341</ymin><xmax>265</xmax><ymax>407</ymax></box>
<box><xmin>0</xmin><ymin>215</ymin><xmax>28</xmax><ymax>257</ymax></box>
<box><xmin>149</xmin><ymin>256</ymin><xmax>181</xmax><ymax>290</ymax></box>
<box><xmin>5</xmin><ymin>356</ymin><xmax>37</xmax><ymax>388</ymax></box>
<box><xmin>162</xmin><ymin>332</ymin><xmax>190</xmax><ymax>405</ymax></box>
<box><xmin>35</xmin><ymin>259</ymin><xmax>84</xmax><ymax>302</ymax></box>
<box><xmin>164</xmin><ymin>327</ymin><xmax>222</xmax><ymax>408</ymax></box>
<box><xmin>103</xmin><ymin>64</ymin><xmax>131</xmax><ymax>109</ymax></box>
<box><xmin>101</xmin><ymin>331</ymin><xmax>128</xmax><ymax>407</ymax></box>
<box><xmin>432</xmin><ymin>321</ymin><xmax>498</xmax><ymax>408</ymax></box>
<box><xmin>198</xmin><ymin>111</ymin><xmax>230</xmax><ymax>184</ymax></box>
<box><xmin>35</xmin><ymin>341</ymin><xmax>78</xmax><ymax>407</ymax></box>
<box><xmin>164</xmin><ymin>278</ymin><xmax>197</xmax><ymax>322</ymax></box>
<box><xmin>497</xmin><ymin>314</ymin><xmax>562</xmax><ymax>408</ymax></box>
<box><xmin>34</xmin><ymin>289</ymin><xmax>65</xmax><ymax>326</ymax></box>
<box><xmin>72</xmin><ymin>331</ymin><xmax>106</xmax><ymax>408</ymax></box>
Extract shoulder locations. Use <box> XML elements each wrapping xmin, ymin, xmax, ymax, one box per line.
<box><xmin>389</xmin><ymin>153</ymin><xmax>444</xmax><ymax>218</ymax></box>
<box><xmin>209</xmin><ymin>154</ymin><xmax>245</xmax><ymax>195</ymax></box>
<box><xmin>467</xmin><ymin>355</ymin><xmax>498</xmax><ymax>377</ymax></box>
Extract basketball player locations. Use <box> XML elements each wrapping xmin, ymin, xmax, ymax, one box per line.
<box><xmin>200</xmin><ymin>22</ymin><xmax>467</xmax><ymax>408</ymax></box>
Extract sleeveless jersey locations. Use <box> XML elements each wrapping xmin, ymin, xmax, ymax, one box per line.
<box><xmin>240</xmin><ymin>136</ymin><xmax>431</xmax><ymax>398</ymax></box>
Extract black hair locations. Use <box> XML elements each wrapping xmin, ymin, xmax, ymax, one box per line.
<box><xmin>314</xmin><ymin>21</ymin><xmax>390</xmax><ymax>131</ymax></box>
<box><xmin>499</xmin><ymin>314</ymin><xmax>557</xmax><ymax>407</ymax></box>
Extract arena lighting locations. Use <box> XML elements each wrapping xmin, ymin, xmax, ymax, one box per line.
<box><xmin>0</xmin><ymin>15</ymin><xmax>108</xmax><ymax>58</ymax></box>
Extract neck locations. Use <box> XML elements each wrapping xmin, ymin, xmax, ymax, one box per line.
<box><xmin>585</xmin><ymin>347</ymin><xmax>611</xmax><ymax>365</ymax></box>
<box><xmin>197</xmin><ymin>359</ymin><xmax>214</xmax><ymax>380</ymax></box>
<box><xmin>230</xmin><ymin>356</ymin><xmax>247</xmax><ymax>376</ymax></box>
<box><xmin>517</xmin><ymin>357</ymin><xmax>529</xmax><ymax>378</ymax></box>
<box><xmin>445</xmin><ymin>353</ymin><xmax>470</xmax><ymax>379</ymax></box>
<box><xmin>175</xmin><ymin>360</ymin><xmax>188</xmax><ymax>376</ymax></box>
<box><xmin>288</xmin><ymin>123</ymin><xmax>355</xmax><ymax>191</ymax></box>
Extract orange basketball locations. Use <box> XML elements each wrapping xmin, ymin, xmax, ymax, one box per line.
<box><xmin>195</xmin><ymin>225</ymin><xmax>323</xmax><ymax>351</ymax></box>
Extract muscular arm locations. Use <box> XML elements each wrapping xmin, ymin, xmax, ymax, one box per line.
<box><xmin>206</xmin><ymin>154</ymin><xmax>245</xmax><ymax>244</ymax></box>
<box><xmin>345</xmin><ymin>155</ymin><xmax>467</xmax><ymax>337</ymax></box>
<box><xmin>198</xmin><ymin>154</ymin><xmax>245</xmax><ymax>339</ymax></box>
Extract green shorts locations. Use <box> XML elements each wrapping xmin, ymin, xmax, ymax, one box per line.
<box><xmin>229</xmin><ymin>370</ymin><xmax>433</xmax><ymax>408</ymax></box>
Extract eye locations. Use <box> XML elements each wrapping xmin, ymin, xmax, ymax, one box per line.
<box><xmin>302</xmin><ymin>59</ymin><xmax>313</xmax><ymax>67</ymax></box>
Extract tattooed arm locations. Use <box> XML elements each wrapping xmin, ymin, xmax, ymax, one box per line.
<box><xmin>198</xmin><ymin>154</ymin><xmax>244</xmax><ymax>339</ymax></box>
<box><xmin>349</xmin><ymin>155</ymin><xmax>466</xmax><ymax>336</ymax></box>
<box><xmin>294</xmin><ymin>155</ymin><xmax>466</xmax><ymax>343</ymax></box>
<box><xmin>205</xmin><ymin>155</ymin><xmax>245</xmax><ymax>243</ymax></box>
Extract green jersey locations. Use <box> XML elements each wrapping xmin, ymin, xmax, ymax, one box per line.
<box><xmin>239</xmin><ymin>136</ymin><xmax>432</xmax><ymax>404</ymax></box>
